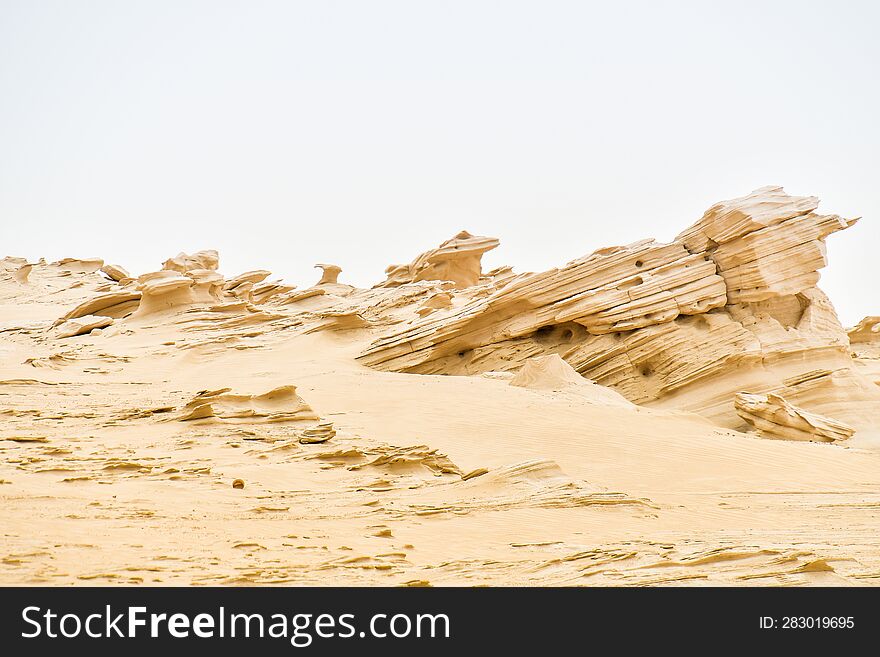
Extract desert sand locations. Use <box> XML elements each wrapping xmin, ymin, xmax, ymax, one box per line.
<box><xmin>2</xmin><ymin>186</ymin><xmax>880</xmax><ymax>586</ymax></box>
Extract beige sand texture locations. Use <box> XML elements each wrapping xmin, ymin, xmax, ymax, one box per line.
<box><xmin>2</xmin><ymin>186</ymin><xmax>880</xmax><ymax>586</ymax></box>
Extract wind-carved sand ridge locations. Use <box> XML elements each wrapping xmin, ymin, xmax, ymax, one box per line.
<box><xmin>2</xmin><ymin>185</ymin><xmax>880</xmax><ymax>586</ymax></box>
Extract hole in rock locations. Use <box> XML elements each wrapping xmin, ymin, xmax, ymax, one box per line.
<box><xmin>617</xmin><ymin>277</ymin><xmax>642</xmax><ymax>291</ymax></box>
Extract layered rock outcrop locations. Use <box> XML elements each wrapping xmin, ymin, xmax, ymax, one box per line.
<box><xmin>41</xmin><ymin>187</ymin><xmax>877</xmax><ymax>442</ymax></box>
<box><xmin>677</xmin><ymin>186</ymin><xmax>857</xmax><ymax>303</ymax></box>
<box><xmin>735</xmin><ymin>392</ymin><xmax>855</xmax><ymax>442</ymax></box>
<box><xmin>358</xmin><ymin>187</ymin><xmax>879</xmax><ymax>439</ymax></box>
<box><xmin>54</xmin><ymin>250</ymin><xmax>280</xmax><ymax>320</ymax></box>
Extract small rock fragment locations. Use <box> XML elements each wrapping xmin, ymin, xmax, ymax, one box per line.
<box><xmin>461</xmin><ymin>468</ymin><xmax>489</xmax><ymax>481</ymax></box>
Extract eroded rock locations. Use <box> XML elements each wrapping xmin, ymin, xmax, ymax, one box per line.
<box><xmin>100</xmin><ymin>264</ymin><xmax>131</xmax><ymax>282</ymax></box>
<box><xmin>358</xmin><ymin>186</ymin><xmax>877</xmax><ymax>434</ymax></box>
<box><xmin>177</xmin><ymin>385</ymin><xmax>321</xmax><ymax>424</ymax></box>
<box><xmin>162</xmin><ymin>250</ymin><xmax>220</xmax><ymax>273</ymax></box>
<box><xmin>315</xmin><ymin>264</ymin><xmax>342</xmax><ymax>285</ymax></box>
<box><xmin>381</xmin><ymin>231</ymin><xmax>499</xmax><ymax>289</ymax></box>
<box><xmin>56</xmin><ymin>314</ymin><xmax>114</xmax><ymax>338</ymax></box>
<box><xmin>848</xmin><ymin>317</ymin><xmax>880</xmax><ymax>344</ymax></box>
<box><xmin>735</xmin><ymin>392</ymin><xmax>855</xmax><ymax>442</ymax></box>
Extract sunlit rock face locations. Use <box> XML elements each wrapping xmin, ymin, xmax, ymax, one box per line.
<box><xmin>358</xmin><ymin>187</ymin><xmax>880</xmax><ymax>438</ymax></box>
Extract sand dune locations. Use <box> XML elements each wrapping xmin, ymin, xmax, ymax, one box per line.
<box><xmin>2</xmin><ymin>186</ymin><xmax>880</xmax><ymax>586</ymax></box>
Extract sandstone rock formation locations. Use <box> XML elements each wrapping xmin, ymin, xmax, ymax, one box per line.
<box><xmin>13</xmin><ymin>263</ymin><xmax>32</xmax><ymax>284</ymax></box>
<box><xmin>345</xmin><ymin>444</ymin><xmax>462</xmax><ymax>476</ymax></box>
<box><xmin>55</xmin><ymin>314</ymin><xmax>114</xmax><ymax>338</ymax></box>
<box><xmin>735</xmin><ymin>392</ymin><xmax>855</xmax><ymax>442</ymax></box>
<box><xmin>358</xmin><ymin>186</ymin><xmax>879</xmax><ymax>439</ymax></box>
<box><xmin>224</xmin><ymin>270</ymin><xmax>271</xmax><ymax>293</ymax></box>
<box><xmin>38</xmin><ymin>186</ymin><xmax>877</xmax><ymax>444</ymax></box>
<box><xmin>677</xmin><ymin>186</ymin><xmax>856</xmax><ymax>303</ymax></box>
<box><xmin>848</xmin><ymin>317</ymin><xmax>880</xmax><ymax>344</ymax></box>
<box><xmin>162</xmin><ymin>249</ymin><xmax>219</xmax><ymax>273</ymax></box>
<box><xmin>380</xmin><ymin>230</ymin><xmax>499</xmax><ymax>289</ymax></box>
<box><xmin>186</xmin><ymin>268</ymin><xmax>225</xmax><ymax>302</ymax></box>
<box><xmin>251</xmin><ymin>280</ymin><xmax>296</xmax><ymax>304</ymax></box>
<box><xmin>849</xmin><ymin>318</ymin><xmax>880</xmax><ymax>400</ymax></box>
<box><xmin>100</xmin><ymin>264</ymin><xmax>131</xmax><ymax>282</ymax></box>
<box><xmin>304</xmin><ymin>310</ymin><xmax>369</xmax><ymax>333</ymax></box>
<box><xmin>53</xmin><ymin>257</ymin><xmax>104</xmax><ymax>273</ymax></box>
<box><xmin>299</xmin><ymin>421</ymin><xmax>337</xmax><ymax>444</ymax></box>
<box><xmin>278</xmin><ymin>288</ymin><xmax>326</xmax><ymax>304</ymax></box>
<box><xmin>177</xmin><ymin>385</ymin><xmax>321</xmax><ymax>424</ymax></box>
<box><xmin>416</xmin><ymin>291</ymin><xmax>453</xmax><ymax>317</ymax></box>
<box><xmin>55</xmin><ymin>290</ymin><xmax>142</xmax><ymax>324</ymax></box>
<box><xmin>315</xmin><ymin>264</ymin><xmax>342</xmax><ymax>285</ymax></box>
<box><xmin>134</xmin><ymin>271</ymin><xmax>199</xmax><ymax>316</ymax></box>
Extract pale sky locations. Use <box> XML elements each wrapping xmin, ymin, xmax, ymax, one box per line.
<box><xmin>1</xmin><ymin>0</ymin><xmax>877</xmax><ymax>324</ymax></box>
